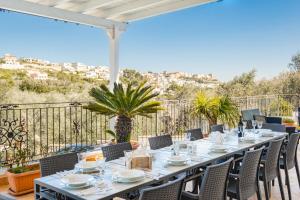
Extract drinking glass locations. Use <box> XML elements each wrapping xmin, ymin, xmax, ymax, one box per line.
<box><xmin>124</xmin><ymin>150</ymin><xmax>133</xmax><ymax>169</ymax></box>
<box><xmin>173</xmin><ymin>141</ymin><xmax>180</xmax><ymax>156</ymax></box>
<box><xmin>251</xmin><ymin>120</ymin><xmax>257</xmax><ymax>133</ymax></box>
<box><xmin>223</xmin><ymin>124</ymin><xmax>230</xmax><ymax>134</ymax></box>
<box><xmin>242</xmin><ymin>121</ymin><xmax>248</xmax><ymax>130</ymax></box>
<box><xmin>185</xmin><ymin>132</ymin><xmax>191</xmax><ymax>141</ymax></box>
<box><xmin>257</xmin><ymin>120</ymin><xmax>263</xmax><ymax>130</ymax></box>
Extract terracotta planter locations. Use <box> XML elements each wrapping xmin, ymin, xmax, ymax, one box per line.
<box><xmin>283</xmin><ymin>122</ymin><xmax>295</xmax><ymax>127</ymax></box>
<box><xmin>6</xmin><ymin>164</ymin><xmax>41</xmax><ymax>195</ymax></box>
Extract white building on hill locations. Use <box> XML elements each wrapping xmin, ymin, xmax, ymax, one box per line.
<box><xmin>27</xmin><ymin>70</ymin><xmax>48</xmax><ymax>80</ymax></box>
<box><xmin>0</xmin><ymin>54</ymin><xmax>24</xmax><ymax>69</ymax></box>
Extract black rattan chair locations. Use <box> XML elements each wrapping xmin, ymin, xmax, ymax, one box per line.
<box><xmin>181</xmin><ymin>158</ymin><xmax>233</xmax><ymax>200</ymax></box>
<box><xmin>186</xmin><ymin>128</ymin><xmax>203</xmax><ymax>141</ymax></box>
<box><xmin>279</xmin><ymin>133</ymin><xmax>300</xmax><ymax>200</ymax></box>
<box><xmin>211</xmin><ymin>124</ymin><xmax>224</xmax><ymax>133</ymax></box>
<box><xmin>139</xmin><ymin>174</ymin><xmax>185</xmax><ymax>200</ymax></box>
<box><xmin>101</xmin><ymin>142</ymin><xmax>132</xmax><ymax>161</ymax></box>
<box><xmin>262</xmin><ymin>123</ymin><xmax>286</xmax><ymax>132</ymax></box>
<box><xmin>39</xmin><ymin>152</ymin><xmax>78</xmax><ymax>200</ymax></box>
<box><xmin>148</xmin><ymin>134</ymin><xmax>173</xmax><ymax>150</ymax></box>
<box><xmin>39</xmin><ymin>152</ymin><xmax>78</xmax><ymax>177</ymax></box>
<box><xmin>227</xmin><ymin>147</ymin><xmax>264</xmax><ymax>200</ymax></box>
<box><xmin>0</xmin><ymin>193</ymin><xmax>15</xmax><ymax>200</ymax></box>
<box><xmin>259</xmin><ymin>138</ymin><xmax>285</xmax><ymax>200</ymax></box>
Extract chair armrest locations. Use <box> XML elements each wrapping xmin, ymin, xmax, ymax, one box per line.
<box><xmin>229</xmin><ymin>173</ymin><xmax>240</xmax><ymax>179</ymax></box>
<box><xmin>181</xmin><ymin>191</ymin><xmax>199</xmax><ymax>200</ymax></box>
<box><xmin>184</xmin><ymin>171</ymin><xmax>205</xmax><ymax>183</ymax></box>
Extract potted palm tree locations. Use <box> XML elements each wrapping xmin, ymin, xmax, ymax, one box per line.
<box><xmin>85</xmin><ymin>82</ymin><xmax>163</xmax><ymax>143</ymax></box>
<box><xmin>192</xmin><ymin>92</ymin><xmax>239</xmax><ymax>131</ymax></box>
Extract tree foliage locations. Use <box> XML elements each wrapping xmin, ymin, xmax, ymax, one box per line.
<box><xmin>85</xmin><ymin>83</ymin><xmax>163</xmax><ymax>142</ymax></box>
<box><xmin>289</xmin><ymin>53</ymin><xmax>300</xmax><ymax>72</ymax></box>
<box><xmin>120</xmin><ymin>69</ymin><xmax>148</xmax><ymax>87</ymax></box>
<box><xmin>192</xmin><ymin>92</ymin><xmax>239</xmax><ymax>128</ymax></box>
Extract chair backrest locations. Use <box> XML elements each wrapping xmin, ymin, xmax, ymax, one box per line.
<box><xmin>210</xmin><ymin>124</ymin><xmax>224</xmax><ymax>133</ymax></box>
<box><xmin>264</xmin><ymin>138</ymin><xmax>285</xmax><ymax>181</ymax></box>
<box><xmin>239</xmin><ymin>147</ymin><xmax>264</xmax><ymax>199</ymax></box>
<box><xmin>253</xmin><ymin>114</ymin><xmax>266</xmax><ymax>123</ymax></box>
<box><xmin>39</xmin><ymin>152</ymin><xmax>78</xmax><ymax>177</ymax></box>
<box><xmin>101</xmin><ymin>142</ymin><xmax>132</xmax><ymax>161</ymax></box>
<box><xmin>148</xmin><ymin>134</ymin><xmax>173</xmax><ymax>150</ymax></box>
<box><xmin>199</xmin><ymin>158</ymin><xmax>233</xmax><ymax>200</ymax></box>
<box><xmin>298</xmin><ymin>107</ymin><xmax>300</xmax><ymax>125</ymax></box>
<box><xmin>241</xmin><ymin>109</ymin><xmax>260</xmax><ymax>121</ymax></box>
<box><xmin>139</xmin><ymin>174</ymin><xmax>185</xmax><ymax>200</ymax></box>
<box><xmin>0</xmin><ymin>193</ymin><xmax>16</xmax><ymax>200</ymax></box>
<box><xmin>265</xmin><ymin>116</ymin><xmax>282</xmax><ymax>124</ymax></box>
<box><xmin>186</xmin><ymin>128</ymin><xmax>203</xmax><ymax>141</ymax></box>
<box><xmin>285</xmin><ymin>133</ymin><xmax>300</xmax><ymax>169</ymax></box>
<box><xmin>262</xmin><ymin>123</ymin><xmax>286</xmax><ymax>132</ymax></box>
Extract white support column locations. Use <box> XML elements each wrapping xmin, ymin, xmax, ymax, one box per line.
<box><xmin>106</xmin><ymin>25</ymin><xmax>124</xmax><ymax>90</ymax></box>
<box><xmin>106</xmin><ymin>25</ymin><xmax>125</xmax><ymax>132</ymax></box>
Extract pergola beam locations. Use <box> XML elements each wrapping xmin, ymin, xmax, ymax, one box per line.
<box><xmin>115</xmin><ymin>0</ymin><xmax>218</xmax><ymax>22</ymax></box>
<box><xmin>0</xmin><ymin>0</ymin><xmax>127</xmax><ymax>29</ymax></box>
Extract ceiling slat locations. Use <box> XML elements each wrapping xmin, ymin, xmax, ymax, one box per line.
<box><xmin>68</xmin><ymin>0</ymin><xmax>121</xmax><ymax>13</ymax></box>
<box><xmin>0</xmin><ymin>0</ymin><xmax>127</xmax><ymax>29</ymax></box>
<box><xmin>115</xmin><ymin>0</ymin><xmax>217</xmax><ymax>22</ymax></box>
<box><xmin>98</xmin><ymin>0</ymin><xmax>171</xmax><ymax>19</ymax></box>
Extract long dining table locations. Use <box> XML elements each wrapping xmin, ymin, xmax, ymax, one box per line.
<box><xmin>34</xmin><ymin>131</ymin><xmax>288</xmax><ymax>200</ymax></box>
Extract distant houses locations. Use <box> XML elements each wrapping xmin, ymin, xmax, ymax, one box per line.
<box><xmin>0</xmin><ymin>53</ymin><xmax>219</xmax><ymax>92</ymax></box>
<box><xmin>0</xmin><ymin>54</ymin><xmax>24</xmax><ymax>69</ymax></box>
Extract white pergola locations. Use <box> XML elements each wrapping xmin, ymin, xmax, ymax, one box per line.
<box><xmin>0</xmin><ymin>0</ymin><xmax>219</xmax><ymax>89</ymax></box>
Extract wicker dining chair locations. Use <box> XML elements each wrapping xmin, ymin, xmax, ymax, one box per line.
<box><xmin>211</xmin><ymin>124</ymin><xmax>224</xmax><ymax>133</ymax></box>
<box><xmin>139</xmin><ymin>174</ymin><xmax>185</xmax><ymax>200</ymax></box>
<box><xmin>279</xmin><ymin>133</ymin><xmax>300</xmax><ymax>200</ymax></box>
<box><xmin>39</xmin><ymin>152</ymin><xmax>78</xmax><ymax>177</ymax></box>
<box><xmin>259</xmin><ymin>138</ymin><xmax>285</xmax><ymax>200</ymax></box>
<box><xmin>39</xmin><ymin>152</ymin><xmax>78</xmax><ymax>200</ymax></box>
<box><xmin>0</xmin><ymin>193</ymin><xmax>15</xmax><ymax>200</ymax></box>
<box><xmin>186</xmin><ymin>128</ymin><xmax>203</xmax><ymax>141</ymax></box>
<box><xmin>262</xmin><ymin>123</ymin><xmax>286</xmax><ymax>132</ymax></box>
<box><xmin>227</xmin><ymin>147</ymin><xmax>264</xmax><ymax>200</ymax></box>
<box><xmin>148</xmin><ymin>134</ymin><xmax>173</xmax><ymax>150</ymax></box>
<box><xmin>101</xmin><ymin>142</ymin><xmax>132</xmax><ymax>161</ymax></box>
<box><xmin>181</xmin><ymin>158</ymin><xmax>233</xmax><ymax>200</ymax></box>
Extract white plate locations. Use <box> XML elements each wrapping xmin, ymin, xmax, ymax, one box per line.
<box><xmin>115</xmin><ymin>176</ymin><xmax>145</xmax><ymax>183</ymax></box>
<box><xmin>114</xmin><ymin>169</ymin><xmax>145</xmax><ymax>181</ymax></box>
<box><xmin>167</xmin><ymin>155</ymin><xmax>186</xmax><ymax>163</ymax></box>
<box><xmin>209</xmin><ymin>145</ymin><xmax>227</xmax><ymax>153</ymax></box>
<box><xmin>261</xmin><ymin>132</ymin><xmax>274</xmax><ymax>137</ymax></box>
<box><xmin>61</xmin><ymin>174</ymin><xmax>94</xmax><ymax>187</ymax></box>
<box><xmin>64</xmin><ymin>182</ymin><xmax>92</xmax><ymax>190</ymax></box>
<box><xmin>259</xmin><ymin>129</ymin><xmax>272</xmax><ymax>132</ymax></box>
<box><xmin>76</xmin><ymin>161</ymin><xmax>98</xmax><ymax>170</ymax></box>
<box><xmin>243</xmin><ymin>137</ymin><xmax>256</xmax><ymax>143</ymax></box>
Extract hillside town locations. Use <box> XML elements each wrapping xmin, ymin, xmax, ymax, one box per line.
<box><xmin>0</xmin><ymin>53</ymin><xmax>219</xmax><ymax>93</ymax></box>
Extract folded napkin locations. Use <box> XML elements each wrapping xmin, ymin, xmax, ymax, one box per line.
<box><xmin>211</xmin><ymin>131</ymin><xmax>224</xmax><ymax>145</ymax></box>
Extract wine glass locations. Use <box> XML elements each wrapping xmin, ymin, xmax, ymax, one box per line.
<box><xmin>242</xmin><ymin>121</ymin><xmax>248</xmax><ymax>130</ymax></box>
<box><xmin>251</xmin><ymin>120</ymin><xmax>257</xmax><ymax>133</ymax></box>
<box><xmin>257</xmin><ymin>120</ymin><xmax>263</xmax><ymax>132</ymax></box>
<box><xmin>223</xmin><ymin>124</ymin><xmax>230</xmax><ymax>134</ymax></box>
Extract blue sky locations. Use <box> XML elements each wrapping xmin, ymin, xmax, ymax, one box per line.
<box><xmin>0</xmin><ymin>0</ymin><xmax>299</xmax><ymax>81</ymax></box>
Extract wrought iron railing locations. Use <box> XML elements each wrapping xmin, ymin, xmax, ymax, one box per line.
<box><xmin>0</xmin><ymin>94</ymin><xmax>299</xmax><ymax>166</ymax></box>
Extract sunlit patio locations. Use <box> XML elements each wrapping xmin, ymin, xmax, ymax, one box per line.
<box><xmin>0</xmin><ymin>1</ymin><xmax>300</xmax><ymax>200</ymax></box>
